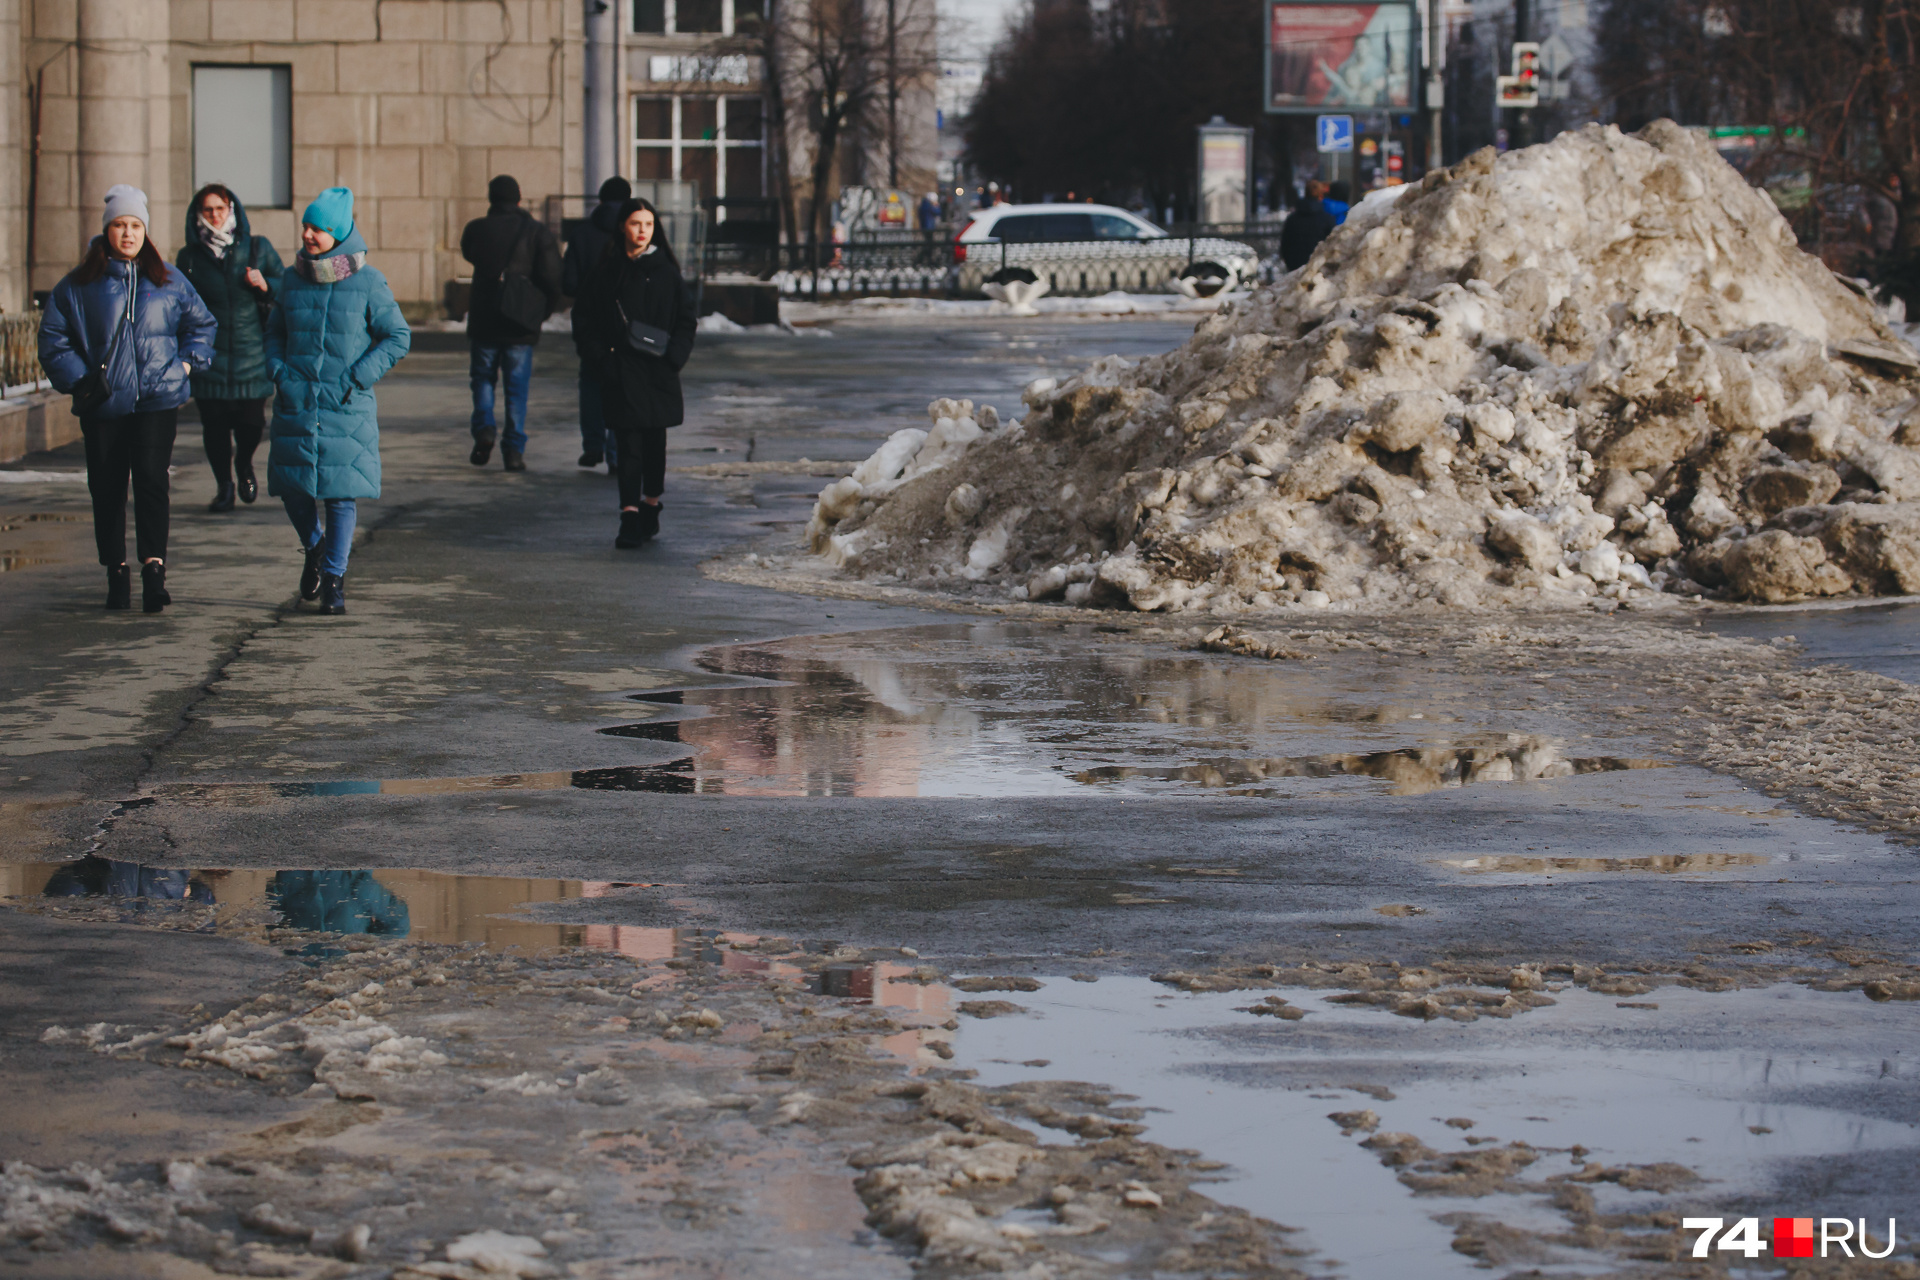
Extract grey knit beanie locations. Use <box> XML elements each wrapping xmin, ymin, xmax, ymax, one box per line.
<box><xmin>102</xmin><ymin>184</ymin><xmax>150</xmax><ymax>231</ymax></box>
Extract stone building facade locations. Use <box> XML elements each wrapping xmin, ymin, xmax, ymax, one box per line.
<box><xmin>0</xmin><ymin>0</ymin><xmax>937</xmax><ymax>318</ymax></box>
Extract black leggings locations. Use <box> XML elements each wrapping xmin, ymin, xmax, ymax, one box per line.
<box><xmin>602</xmin><ymin>373</ymin><xmax>667</xmax><ymax>507</ymax></box>
<box><xmin>83</xmin><ymin>409</ymin><xmax>177</xmax><ymax>566</ymax></box>
<box><xmin>198</xmin><ymin>397</ymin><xmax>265</xmax><ymax>485</ymax></box>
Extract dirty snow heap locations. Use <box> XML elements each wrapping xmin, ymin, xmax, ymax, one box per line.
<box><xmin>804</xmin><ymin>122</ymin><xmax>1920</xmax><ymax>610</ymax></box>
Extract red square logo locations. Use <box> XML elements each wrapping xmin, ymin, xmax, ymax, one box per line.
<box><xmin>1774</xmin><ymin>1218</ymin><xmax>1815</xmax><ymax>1258</ymax></box>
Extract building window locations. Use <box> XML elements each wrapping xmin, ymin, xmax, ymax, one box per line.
<box><xmin>632</xmin><ymin>95</ymin><xmax>765</xmax><ymax>202</ymax></box>
<box><xmin>633</xmin><ymin>0</ymin><xmax>755</xmax><ymax>35</ymax></box>
<box><xmin>191</xmin><ymin>65</ymin><xmax>291</xmax><ymax>209</ymax></box>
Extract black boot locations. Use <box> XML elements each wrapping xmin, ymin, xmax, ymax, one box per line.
<box><xmin>208</xmin><ymin>482</ymin><xmax>236</xmax><ymax>513</ymax></box>
<box><xmin>470</xmin><ymin>432</ymin><xmax>495</xmax><ymax>466</ymax></box>
<box><xmin>578</xmin><ymin>451</ymin><xmax>602</xmax><ymax>468</ymax></box>
<box><xmin>640</xmin><ymin>499</ymin><xmax>662</xmax><ymax>540</ymax></box>
<box><xmin>615</xmin><ymin>509</ymin><xmax>645</xmax><ymax>549</ymax></box>
<box><xmin>105</xmin><ymin>564</ymin><xmax>131</xmax><ymax>610</ymax></box>
<box><xmin>299</xmin><ymin>543</ymin><xmax>325</xmax><ymax>601</ymax></box>
<box><xmin>141</xmin><ymin>560</ymin><xmax>170</xmax><ymax>614</ymax></box>
<box><xmin>235</xmin><ymin>459</ymin><xmax>258</xmax><ymax>504</ymax></box>
<box><xmin>318</xmin><ymin>573</ymin><xmax>347</xmax><ymax>616</ymax></box>
<box><xmin>502</xmin><ymin>448</ymin><xmax>526</xmax><ymax>472</ymax></box>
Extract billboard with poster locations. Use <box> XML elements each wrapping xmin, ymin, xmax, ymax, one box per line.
<box><xmin>1265</xmin><ymin>2</ymin><xmax>1417</xmax><ymax>113</ymax></box>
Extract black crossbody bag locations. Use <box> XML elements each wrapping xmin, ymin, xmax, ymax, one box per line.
<box><xmin>615</xmin><ymin>299</ymin><xmax>671</xmax><ymax>358</ymax></box>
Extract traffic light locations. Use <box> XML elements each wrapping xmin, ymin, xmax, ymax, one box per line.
<box><xmin>1497</xmin><ymin>42</ymin><xmax>1540</xmax><ymax>108</ymax></box>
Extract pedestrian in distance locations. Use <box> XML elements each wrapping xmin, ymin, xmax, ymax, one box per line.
<box><xmin>39</xmin><ymin>184</ymin><xmax>217</xmax><ymax>613</ymax></box>
<box><xmin>176</xmin><ymin>183</ymin><xmax>284</xmax><ymax>513</ymax></box>
<box><xmin>265</xmin><ymin>187</ymin><xmax>411</xmax><ymax>616</ymax></box>
<box><xmin>574</xmin><ymin>197</ymin><xmax>697</xmax><ymax>550</ymax></box>
<box><xmin>460</xmin><ymin>174</ymin><xmax>563</xmax><ymax>472</ymax></box>
<box><xmin>1324</xmin><ymin>181</ymin><xmax>1352</xmax><ymax>226</ymax></box>
<box><xmin>1280</xmin><ymin>181</ymin><xmax>1337</xmax><ymax>271</ymax></box>
<box><xmin>562</xmin><ymin>175</ymin><xmax>632</xmax><ymax>472</ymax></box>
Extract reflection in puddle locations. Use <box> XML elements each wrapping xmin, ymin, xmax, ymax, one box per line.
<box><xmin>0</xmin><ymin>512</ymin><xmax>88</xmax><ymax>531</ymax></box>
<box><xmin>1078</xmin><ymin>738</ymin><xmax>1663</xmax><ymax>797</ymax></box>
<box><xmin>948</xmin><ymin>977</ymin><xmax>1920</xmax><ymax>1280</ymax></box>
<box><xmin>2</xmin><ymin>859</ymin><xmax>653</xmax><ymax>952</ymax></box>
<box><xmin>1443</xmin><ymin>853</ymin><xmax>1769</xmax><ymax>874</ymax></box>
<box><xmin>147</xmin><ymin>762</ymin><xmax>699</xmax><ymax>803</ymax></box>
<box><xmin>135</xmin><ymin>624</ymin><xmax>1667</xmax><ymax>804</ymax></box>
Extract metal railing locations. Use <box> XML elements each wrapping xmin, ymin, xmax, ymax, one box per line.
<box><xmin>704</xmin><ymin>222</ymin><xmax>1292</xmax><ymax>299</ymax></box>
<box><xmin>1</xmin><ymin>311</ymin><xmax>45</xmax><ymax>396</ymax></box>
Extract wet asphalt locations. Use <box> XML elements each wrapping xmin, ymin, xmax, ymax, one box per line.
<box><xmin>4</xmin><ymin>312</ymin><xmax>1918</xmax><ymax>1261</ymax></box>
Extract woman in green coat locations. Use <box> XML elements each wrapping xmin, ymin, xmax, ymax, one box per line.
<box><xmin>175</xmin><ymin>185</ymin><xmax>284</xmax><ymax>512</ymax></box>
<box><xmin>265</xmin><ymin>187</ymin><xmax>410</xmax><ymax>616</ymax></box>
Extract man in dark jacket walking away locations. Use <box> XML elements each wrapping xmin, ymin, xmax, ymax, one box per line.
<box><xmin>1280</xmin><ymin>181</ymin><xmax>1338</xmax><ymax>271</ymax></box>
<box><xmin>460</xmin><ymin>174</ymin><xmax>563</xmax><ymax>471</ymax></box>
<box><xmin>562</xmin><ymin>176</ymin><xmax>631</xmax><ymax>471</ymax></box>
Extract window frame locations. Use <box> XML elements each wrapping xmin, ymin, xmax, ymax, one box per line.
<box><xmin>189</xmin><ymin>62</ymin><xmax>293</xmax><ymax>210</ymax></box>
<box><xmin>632</xmin><ymin>0</ymin><xmax>747</xmax><ymax>36</ymax></box>
<box><xmin>631</xmin><ymin>92</ymin><xmax>767</xmax><ymax>206</ymax></box>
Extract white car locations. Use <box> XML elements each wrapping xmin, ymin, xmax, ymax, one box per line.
<box><xmin>949</xmin><ymin>203</ymin><xmax>1260</xmax><ymax>297</ymax></box>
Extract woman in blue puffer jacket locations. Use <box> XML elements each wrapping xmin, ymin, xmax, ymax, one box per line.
<box><xmin>265</xmin><ymin>187</ymin><xmax>410</xmax><ymax>616</ymax></box>
<box><xmin>40</xmin><ymin>185</ymin><xmax>218</xmax><ymax>613</ymax></box>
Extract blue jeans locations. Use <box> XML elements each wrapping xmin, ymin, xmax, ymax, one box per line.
<box><xmin>470</xmin><ymin>342</ymin><xmax>535</xmax><ymax>453</ymax></box>
<box><xmin>579</xmin><ymin>366</ymin><xmax>616</xmax><ymax>463</ymax></box>
<box><xmin>282</xmin><ymin>493</ymin><xmax>358</xmax><ymax>577</ymax></box>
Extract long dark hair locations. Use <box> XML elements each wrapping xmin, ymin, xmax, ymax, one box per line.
<box><xmin>598</xmin><ymin>198</ymin><xmax>681</xmax><ymax>275</ymax></box>
<box><xmin>73</xmin><ymin>233</ymin><xmax>171</xmax><ymax>287</ymax></box>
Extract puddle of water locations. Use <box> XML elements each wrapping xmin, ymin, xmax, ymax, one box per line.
<box><xmin>1078</xmin><ymin>743</ymin><xmax>1663</xmax><ymax>797</ymax></box>
<box><xmin>0</xmin><ymin>859</ymin><xmax>670</xmax><ymax>953</ymax></box>
<box><xmin>1440</xmin><ymin>852</ymin><xmax>1769</xmax><ymax>875</ymax></box>
<box><xmin>142</xmin><ymin>623</ymin><xmax>1663</xmax><ymax>805</ymax></box>
<box><xmin>147</xmin><ymin>762</ymin><xmax>702</xmax><ymax>801</ymax></box>
<box><xmin>0</xmin><ymin>554</ymin><xmax>60</xmax><ymax>571</ymax></box>
<box><xmin>941</xmin><ymin>976</ymin><xmax>1920</xmax><ymax>1280</ymax></box>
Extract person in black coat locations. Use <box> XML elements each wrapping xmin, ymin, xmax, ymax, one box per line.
<box><xmin>562</xmin><ymin>176</ymin><xmax>631</xmax><ymax>471</ymax></box>
<box><xmin>459</xmin><ymin>174</ymin><xmax>563</xmax><ymax>471</ymax></box>
<box><xmin>573</xmin><ymin>198</ymin><xmax>698</xmax><ymax>549</ymax></box>
<box><xmin>1280</xmin><ymin>181</ymin><xmax>1338</xmax><ymax>271</ymax></box>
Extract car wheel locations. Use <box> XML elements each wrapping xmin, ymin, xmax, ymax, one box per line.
<box><xmin>1175</xmin><ymin>262</ymin><xmax>1233</xmax><ymax>299</ymax></box>
<box><xmin>986</xmin><ymin>266</ymin><xmax>1041</xmax><ymax>287</ymax></box>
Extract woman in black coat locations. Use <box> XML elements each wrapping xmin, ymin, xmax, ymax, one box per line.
<box><xmin>574</xmin><ymin>198</ymin><xmax>697</xmax><ymax>548</ymax></box>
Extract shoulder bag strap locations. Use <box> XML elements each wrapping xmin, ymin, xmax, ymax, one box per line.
<box><xmin>502</xmin><ymin>214</ymin><xmax>532</xmax><ymax>280</ymax></box>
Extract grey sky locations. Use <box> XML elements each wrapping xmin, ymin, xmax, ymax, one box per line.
<box><xmin>941</xmin><ymin>0</ymin><xmax>1019</xmax><ymax>58</ymax></box>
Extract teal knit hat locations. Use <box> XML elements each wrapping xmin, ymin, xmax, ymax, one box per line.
<box><xmin>301</xmin><ymin>187</ymin><xmax>354</xmax><ymax>242</ymax></box>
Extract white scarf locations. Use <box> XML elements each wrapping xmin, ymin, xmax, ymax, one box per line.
<box><xmin>198</xmin><ymin>208</ymin><xmax>237</xmax><ymax>260</ymax></box>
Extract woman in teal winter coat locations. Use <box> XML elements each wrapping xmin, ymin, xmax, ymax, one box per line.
<box><xmin>177</xmin><ymin>184</ymin><xmax>283</xmax><ymax>511</ymax></box>
<box><xmin>265</xmin><ymin>187</ymin><xmax>410</xmax><ymax>616</ymax></box>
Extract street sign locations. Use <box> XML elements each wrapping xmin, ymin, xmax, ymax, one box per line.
<box><xmin>1316</xmin><ymin>114</ymin><xmax>1355</xmax><ymax>153</ymax></box>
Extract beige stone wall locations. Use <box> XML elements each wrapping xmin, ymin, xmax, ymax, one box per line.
<box><xmin>0</xmin><ymin>0</ymin><xmax>21</xmax><ymax>313</ymax></box>
<box><xmin>20</xmin><ymin>0</ymin><xmax>584</xmax><ymax>313</ymax></box>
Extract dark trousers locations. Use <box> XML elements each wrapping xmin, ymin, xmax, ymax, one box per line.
<box><xmin>83</xmin><ymin>408</ymin><xmax>177</xmax><ymax>566</ymax></box>
<box><xmin>198</xmin><ymin>397</ymin><xmax>265</xmax><ymax>486</ymax></box>
<box><xmin>603</xmin><ymin>374</ymin><xmax>667</xmax><ymax>507</ymax></box>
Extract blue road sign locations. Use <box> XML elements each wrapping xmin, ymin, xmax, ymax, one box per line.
<box><xmin>1316</xmin><ymin>115</ymin><xmax>1355</xmax><ymax>153</ymax></box>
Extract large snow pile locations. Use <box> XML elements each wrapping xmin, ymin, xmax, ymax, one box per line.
<box><xmin>805</xmin><ymin>122</ymin><xmax>1920</xmax><ymax>610</ymax></box>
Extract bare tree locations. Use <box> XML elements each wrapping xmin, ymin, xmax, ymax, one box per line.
<box><xmin>1595</xmin><ymin>0</ymin><xmax>1918</xmax><ymax>288</ymax></box>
